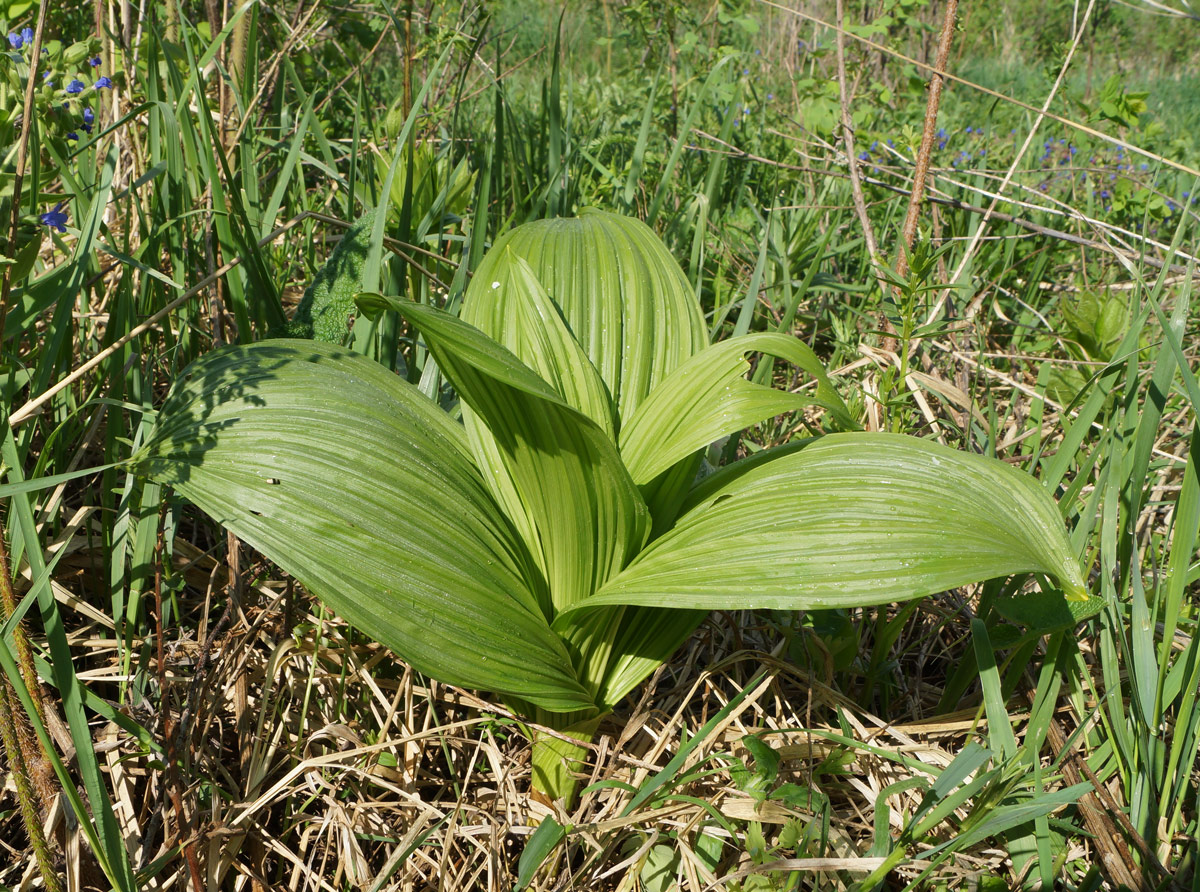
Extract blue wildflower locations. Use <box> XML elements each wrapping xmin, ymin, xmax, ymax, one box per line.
<box><xmin>20</xmin><ymin>27</ymin><xmax>32</xmax><ymax>44</ymax></box>
<box><xmin>858</xmin><ymin>151</ymin><xmax>869</xmax><ymax>161</ymax></box>
<box><xmin>88</xmin><ymin>56</ymin><xmax>101</xmax><ymax>67</ymax></box>
<box><xmin>937</xmin><ymin>140</ymin><xmax>946</xmax><ymax>150</ymax></box>
<box><xmin>7</xmin><ymin>32</ymin><xmax>21</xmax><ymax>49</ymax></box>
<box><xmin>66</xmin><ymin>79</ymin><xmax>85</xmax><ymax>94</ymax></box>
<box><xmin>766</xmin><ymin>93</ymin><xmax>773</xmax><ymax>100</ymax></box>
<box><xmin>82</xmin><ymin>106</ymin><xmax>94</xmax><ymax>133</ymax></box>
<box><xmin>66</xmin><ymin>131</ymin><xmax>78</xmax><ymax>141</ymax></box>
<box><xmin>1139</xmin><ymin>163</ymin><xmax>1148</xmax><ymax>170</ymax></box>
<box><xmin>40</xmin><ymin>203</ymin><xmax>67</xmax><ymax>232</ymax></box>
<box><xmin>965</xmin><ymin>126</ymin><xmax>972</xmax><ymax>133</ymax></box>
<box><xmin>936</xmin><ymin>127</ymin><xmax>946</xmax><ymax>139</ymax></box>
<box><xmin>94</xmin><ymin>76</ymin><xmax>112</xmax><ymax>89</ymax></box>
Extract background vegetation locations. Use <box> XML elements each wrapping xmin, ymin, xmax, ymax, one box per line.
<box><xmin>0</xmin><ymin>0</ymin><xmax>1197</xmax><ymax>889</ymax></box>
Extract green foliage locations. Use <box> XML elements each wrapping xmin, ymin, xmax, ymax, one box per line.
<box><xmin>284</xmin><ymin>217</ymin><xmax>372</xmax><ymax>342</ymax></box>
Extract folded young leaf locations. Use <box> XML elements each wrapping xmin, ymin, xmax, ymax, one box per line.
<box><xmin>465</xmin><ymin>209</ymin><xmax>708</xmax><ymax>425</ymax></box>
<box><xmin>564</xmin><ymin>433</ymin><xmax>1087</xmax><ymax>615</ymax></box>
<box><xmin>620</xmin><ymin>332</ymin><xmax>857</xmax><ymax>486</ymax></box>
<box><xmin>139</xmin><ymin>341</ymin><xmax>593</xmax><ymax>713</ymax></box>
<box><xmin>461</xmin><ymin>249</ymin><xmax>616</xmax><ymax>437</ymax></box>
<box><xmin>392</xmin><ymin>300</ymin><xmax>650</xmax><ymax>616</ymax></box>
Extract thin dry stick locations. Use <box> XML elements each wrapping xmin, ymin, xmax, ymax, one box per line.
<box><xmin>835</xmin><ymin>0</ymin><xmax>895</xmax><ymax>374</ymax></box>
<box><xmin>833</xmin><ymin>0</ymin><xmax>882</xmax><ymax>280</ymax></box>
<box><xmin>894</xmin><ymin>0</ymin><xmax>958</xmax><ymax>279</ymax></box>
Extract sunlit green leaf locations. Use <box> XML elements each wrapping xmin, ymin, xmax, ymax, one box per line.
<box><xmin>139</xmin><ymin>341</ymin><xmax>592</xmax><ymax>712</ymax></box>
<box><xmin>568</xmin><ymin>433</ymin><xmax>1088</xmax><ymax>615</ymax></box>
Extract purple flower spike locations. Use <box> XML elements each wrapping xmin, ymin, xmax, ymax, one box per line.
<box><xmin>7</xmin><ymin>32</ymin><xmax>22</xmax><ymax>49</ymax></box>
<box><xmin>40</xmin><ymin>203</ymin><xmax>68</xmax><ymax>233</ymax></box>
<box><xmin>94</xmin><ymin>76</ymin><xmax>112</xmax><ymax>89</ymax></box>
<box><xmin>67</xmin><ymin>79</ymin><xmax>85</xmax><ymax>94</ymax></box>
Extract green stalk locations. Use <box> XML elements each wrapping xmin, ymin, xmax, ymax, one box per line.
<box><xmin>529</xmin><ymin>712</ymin><xmax>603</xmax><ymax>807</ymax></box>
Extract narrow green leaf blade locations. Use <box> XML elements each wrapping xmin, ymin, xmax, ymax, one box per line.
<box><xmin>140</xmin><ymin>341</ymin><xmax>591</xmax><ymax>712</ymax></box>
<box><xmin>567</xmin><ymin>433</ymin><xmax>1087</xmax><ymax>615</ymax></box>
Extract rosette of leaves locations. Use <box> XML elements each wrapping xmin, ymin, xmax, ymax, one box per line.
<box><xmin>138</xmin><ymin>209</ymin><xmax>1086</xmax><ymax>802</ymax></box>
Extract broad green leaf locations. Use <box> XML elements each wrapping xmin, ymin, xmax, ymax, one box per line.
<box><xmin>139</xmin><ymin>341</ymin><xmax>592</xmax><ymax>712</ymax></box>
<box><xmin>463</xmin><ymin>208</ymin><xmax>707</xmax><ymax>425</ymax></box>
<box><xmin>620</xmin><ymin>331</ymin><xmax>856</xmax><ymax>486</ymax></box>
<box><xmin>565</xmin><ymin>433</ymin><xmax>1087</xmax><ymax>615</ymax></box>
<box><xmin>462</xmin><ymin>248</ymin><xmax>615</xmax><ymax>436</ymax></box>
<box><xmin>389</xmin><ymin>299</ymin><xmax>649</xmax><ymax>616</ymax></box>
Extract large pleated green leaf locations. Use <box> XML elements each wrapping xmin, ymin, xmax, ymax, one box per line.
<box><xmin>139</xmin><ymin>341</ymin><xmax>593</xmax><ymax>713</ymax></box>
<box><xmin>563</xmin><ymin>433</ymin><xmax>1088</xmax><ymax>616</ymax></box>
<box><xmin>388</xmin><ymin>299</ymin><xmax>650</xmax><ymax>616</ymax></box>
<box><xmin>619</xmin><ymin>332</ymin><xmax>857</xmax><ymax>486</ymax></box>
<box><xmin>463</xmin><ymin>208</ymin><xmax>707</xmax><ymax>425</ymax></box>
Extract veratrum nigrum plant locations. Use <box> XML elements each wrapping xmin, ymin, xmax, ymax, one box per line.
<box><xmin>138</xmin><ymin>210</ymin><xmax>1085</xmax><ymax>800</ymax></box>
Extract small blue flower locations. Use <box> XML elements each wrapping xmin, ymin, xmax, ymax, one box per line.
<box><xmin>886</xmin><ymin>138</ymin><xmax>893</xmax><ymax>147</ymax></box>
<box><xmin>964</xmin><ymin>126</ymin><xmax>972</xmax><ymax>134</ymax></box>
<box><xmin>1068</xmin><ymin>145</ymin><xmax>1076</xmax><ymax>155</ymax></box>
<box><xmin>936</xmin><ymin>127</ymin><xmax>946</xmax><ymax>139</ymax></box>
<box><xmin>937</xmin><ymin>140</ymin><xmax>946</xmax><ymax>150</ymax></box>
<box><xmin>870</xmin><ymin>140</ymin><xmax>878</xmax><ymax>150</ymax></box>
<box><xmin>20</xmin><ymin>27</ymin><xmax>32</xmax><ymax>44</ymax></box>
<box><xmin>7</xmin><ymin>32</ymin><xmax>22</xmax><ymax>49</ymax></box>
<box><xmin>766</xmin><ymin>93</ymin><xmax>773</xmax><ymax>100</ymax></box>
<box><xmin>66</xmin><ymin>79</ymin><xmax>85</xmax><ymax>94</ymax></box>
<box><xmin>858</xmin><ymin>150</ymin><xmax>869</xmax><ymax>161</ymax></box>
<box><xmin>742</xmin><ymin>68</ymin><xmax>749</xmax><ymax>75</ymax></box>
<box><xmin>66</xmin><ymin>131</ymin><xmax>78</xmax><ymax>141</ymax></box>
<box><xmin>89</xmin><ymin>56</ymin><xmax>101</xmax><ymax>67</ymax></box>
<box><xmin>755</xmin><ymin>48</ymin><xmax>761</xmax><ymax>55</ymax></box>
<box><xmin>1139</xmin><ymin>163</ymin><xmax>1148</xmax><ymax>170</ymax></box>
<box><xmin>83</xmin><ymin>107</ymin><xmax>94</xmax><ymax>125</ymax></box>
<box><xmin>94</xmin><ymin>76</ymin><xmax>112</xmax><ymax>89</ymax></box>
<box><xmin>40</xmin><ymin>203</ymin><xmax>67</xmax><ymax>232</ymax></box>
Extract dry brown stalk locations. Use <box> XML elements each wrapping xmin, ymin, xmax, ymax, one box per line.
<box><xmin>894</xmin><ymin>0</ymin><xmax>959</xmax><ymax>281</ymax></box>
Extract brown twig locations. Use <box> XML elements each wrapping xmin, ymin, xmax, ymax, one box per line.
<box><xmin>894</xmin><ymin>0</ymin><xmax>958</xmax><ymax>280</ymax></box>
